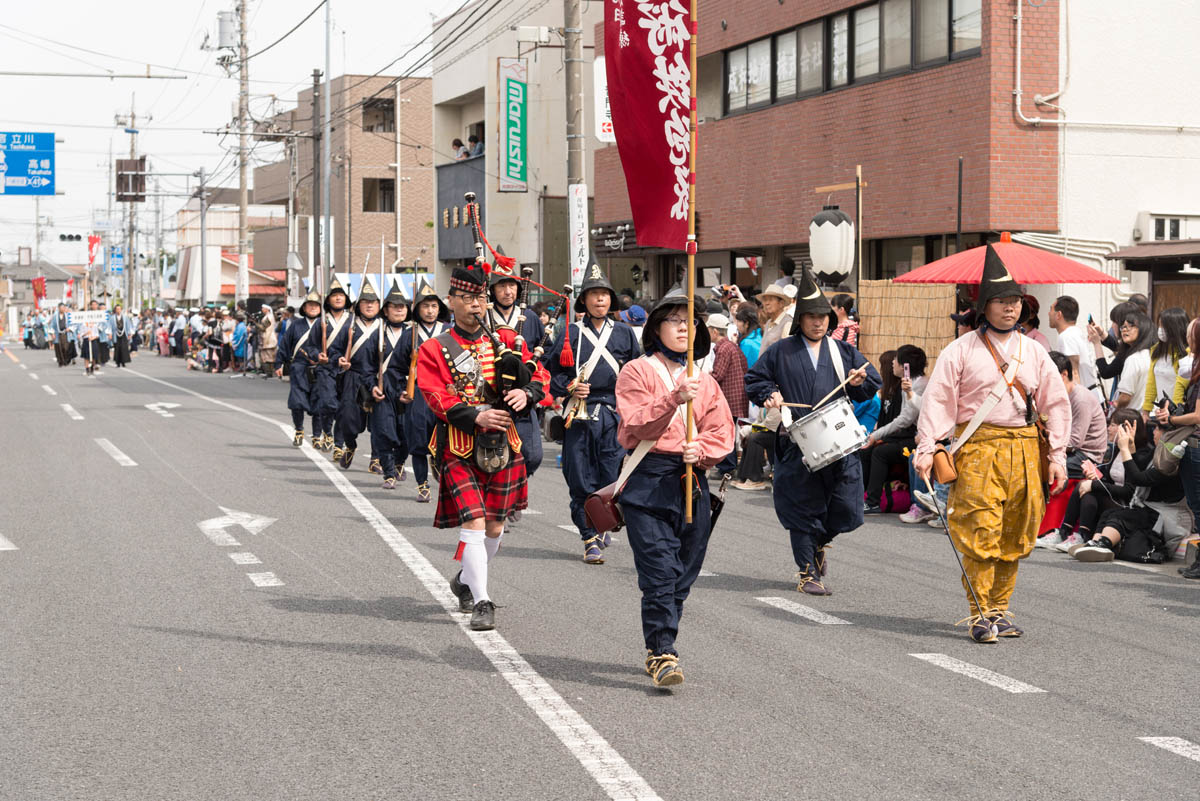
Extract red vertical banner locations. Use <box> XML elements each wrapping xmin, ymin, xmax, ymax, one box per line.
<box><xmin>604</xmin><ymin>0</ymin><xmax>691</xmax><ymax>250</ymax></box>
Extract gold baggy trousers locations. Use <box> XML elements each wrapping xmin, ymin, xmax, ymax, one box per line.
<box><xmin>947</xmin><ymin>424</ymin><xmax>1045</xmax><ymax>617</ymax></box>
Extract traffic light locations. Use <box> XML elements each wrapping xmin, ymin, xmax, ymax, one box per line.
<box><xmin>58</xmin><ymin>233</ymin><xmax>82</xmax><ymax>242</ymax></box>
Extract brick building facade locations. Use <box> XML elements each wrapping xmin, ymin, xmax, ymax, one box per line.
<box><xmin>592</xmin><ymin>0</ymin><xmax>1059</xmax><ymax>296</ymax></box>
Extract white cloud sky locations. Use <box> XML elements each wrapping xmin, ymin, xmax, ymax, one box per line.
<box><xmin>0</xmin><ymin>0</ymin><xmax>458</xmax><ymax>263</ymax></box>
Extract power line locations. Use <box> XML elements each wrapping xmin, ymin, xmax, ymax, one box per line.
<box><xmin>245</xmin><ymin>0</ymin><xmax>327</xmax><ymax>62</ymax></box>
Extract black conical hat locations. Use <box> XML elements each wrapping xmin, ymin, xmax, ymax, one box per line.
<box><xmin>788</xmin><ymin>264</ymin><xmax>832</xmax><ymax>325</ymax></box>
<box><xmin>641</xmin><ymin>287</ymin><xmax>711</xmax><ymax>359</ymax></box>
<box><xmin>326</xmin><ymin>276</ymin><xmax>348</xmax><ymax>299</ymax></box>
<box><xmin>975</xmin><ymin>244</ymin><xmax>1023</xmax><ymax>309</ymax></box>
<box><xmin>574</xmin><ymin>254</ymin><xmax>617</xmax><ymax>314</ymax></box>
<box><xmin>383</xmin><ymin>277</ymin><xmax>409</xmax><ymax>308</ymax></box>
<box><xmin>356</xmin><ymin>278</ymin><xmax>380</xmax><ymax>303</ymax></box>
<box><xmin>414</xmin><ymin>276</ymin><xmax>451</xmax><ymax>322</ymax></box>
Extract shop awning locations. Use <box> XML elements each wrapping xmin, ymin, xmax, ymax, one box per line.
<box><xmin>1107</xmin><ymin>239</ymin><xmax>1200</xmax><ymax>267</ymax></box>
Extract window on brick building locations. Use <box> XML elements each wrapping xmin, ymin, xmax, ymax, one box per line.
<box><xmin>799</xmin><ymin>21</ymin><xmax>823</xmax><ymax>93</ymax></box>
<box><xmin>362</xmin><ymin>99</ymin><xmax>395</xmax><ymax>133</ymax></box>
<box><xmin>363</xmin><ymin>178</ymin><xmax>395</xmax><ymax>213</ymax></box>
<box><xmin>916</xmin><ymin>0</ymin><xmax>949</xmax><ymax>63</ymax></box>
<box><xmin>775</xmin><ymin>30</ymin><xmax>797</xmax><ymax>99</ymax></box>
<box><xmin>830</xmin><ymin>13</ymin><xmax>849</xmax><ymax>87</ymax></box>
<box><xmin>725</xmin><ymin>46</ymin><xmax>748</xmax><ymax>112</ymax></box>
<box><xmin>854</xmin><ymin>4</ymin><xmax>880</xmax><ymax>79</ymax></box>
<box><xmin>952</xmin><ymin>0</ymin><xmax>982</xmax><ymax>53</ymax></box>
<box><xmin>882</xmin><ymin>0</ymin><xmax>912</xmax><ymax>71</ymax></box>
<box><xmin>747</xmin><ymin>39</ymin><xmax>772</xmax><ymax>105</ymax></box>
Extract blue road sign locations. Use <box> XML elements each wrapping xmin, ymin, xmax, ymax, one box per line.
<box><xmin>109</xmin><ymin>246</ymin><xmax>124</xmax><ymax>274</ymax></box>
<box><xmin>0</xmin><ymin>132</ymin><xmax>55</xmax><ymax>196</ymax></box>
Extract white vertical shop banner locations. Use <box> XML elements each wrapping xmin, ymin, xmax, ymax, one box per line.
<box><xmin>568</xmin><ymin>183</ymin><xmax>589</xmax><ymax>289</ymax></box>
<box><xmin>498</xmin><ymin>57</ymin><xmax>529</xmax><ymax>193</ymax></box>
<box><xmin>593</xmin><ymin>55</ymin><xmax>615</xmax><ymax>143</ymax></box>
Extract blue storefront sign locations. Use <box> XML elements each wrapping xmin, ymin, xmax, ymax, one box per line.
<box><xmin>0</xmin><ymin>132</ymin><xmax>55</xmax><ymax>196</ymax></box>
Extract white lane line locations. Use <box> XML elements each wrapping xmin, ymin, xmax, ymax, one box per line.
<box><xmin>19</xmin><ymin>364</ymin><xmax>27</xmax><ymax>370</ymax></box>
<box><xmin>229</xmin><ymin>552</ymin><xmax>262</xmax><ymax>565</ymax></box>
<box><xmin>1140</xmin><ymin>737</ymin><xmax>1200</xmax><ymax>763</ymax></box>
<box><xmin>247</xmin><ymin>571</ymin><xmax>284</xmax><ymax>587</ymax></box>
<box><xmin>120</xmin><ymin>368</ymin><xmax>663</xmax><ymax>801</ymax></box>
<box><xmin>757</xmin><ymin>596</ymin><xmax>852</xmax><ymax>625</ymax></box>
<box><xmin>60</xmin><ymin>404</ymin><xmax>84</xmax><ymax>420</ymax></box>
<box><xmin>698</xmin><ymin>569</ymin><xmax>719</xmax><ymax>577</ymax></box>
<box><xmin>41</xmin><ymin>384</ymin><xmax>57</xmax><ymax>396</ymax></box>
<box><xmin>523</xmin><ymin>509</ymin><xmax>544</xmax><ymax>515</ymax></box>
<box><xmin>94</xmin><ymin>438</ymin><xmax>137</xmax><ymax>467</ymax></box>
<box><xmin>0</xmin><ymin>534</ymin><xmax>17</xmax><ymax>551</ymax></box>
<box><xmin>910</xmin><ymin>653</ymin><xmax>1046</xmax><ymax>694</ymax></box>
<box><xmin>29</xmin><ymin>372</ymin><xmax>38</xmax><ymax>379</ymax></box>
<box><xmin>558</xmin><ymin>524</ymin><xmax>578</xmax><ymax>534</ymax></box>
<box><xmin>1114</xmin><ymin>562</ymin><xmax>1162</xmax><ymax>573</ymax></box>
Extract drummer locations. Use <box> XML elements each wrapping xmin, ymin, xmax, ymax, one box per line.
<box><xmin>745</xmin><ymin>265</ymin><xmax>882</xmax><ymax>595</ymax></box>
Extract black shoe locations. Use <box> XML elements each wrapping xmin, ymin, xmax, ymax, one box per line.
<box><xmin>469</xmin><ymin>600</ymin><xmax>496</xmax><ymax>631</ymax></box>
<box><xmin>1181</xmin><ymin>559</ymin><xmax>1200</xmax><ymax>580</ymax></box>
<box><xmin>449</xmin><ymin>570</ymin><xmax>475</xmax><ymax>613</ymax></box>
<box><xmin>864</xmin><ymin>503</ymin><xmax>883</xmax><ymax>515</ymax></box>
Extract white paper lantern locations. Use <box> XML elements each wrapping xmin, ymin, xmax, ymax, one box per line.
<box><xmin>809</xmin><ymin>205</ymin><xmax>855</xmax><ymax>285</ymax></box>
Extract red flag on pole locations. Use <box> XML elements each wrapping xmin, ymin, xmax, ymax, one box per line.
<box><xmin>604</xmin><ymin>0</ymin><xmax>691</xmax><ymax>250</ymax></box>
<box><xmin>87</xmin><ymin>235</ymin><xmax>101</xmax><ymax>267</ymax></box>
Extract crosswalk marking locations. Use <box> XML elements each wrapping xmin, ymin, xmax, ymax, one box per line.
<box><xmin>910</xmin><ymin>653</ymin><xmax>1045</xmax><ymax>694</ymax></box>
<box><xmin>757</xmin><ymin>596</ymin><xmax>852</xmax><ymax>625</ymax></box>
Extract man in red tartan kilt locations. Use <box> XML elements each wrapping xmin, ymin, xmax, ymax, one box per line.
<box><xmin>416</xmin><ymin>260</ymin><xmax>550</xmax><ymax>631</ymax></box>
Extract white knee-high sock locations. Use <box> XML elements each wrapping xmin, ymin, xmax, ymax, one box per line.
<box><xmin>484</xmin><ymin>530</ymin><xmax>503</xmax><ymax>562</ymax></box>
<box><xmin>459</xmin><ymin>529</ymin><xmax>489</xmax><ymax>603</ymax></box>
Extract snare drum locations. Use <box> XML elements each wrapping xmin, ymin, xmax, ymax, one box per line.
<box><xmin>783</xmin><ymin>398</ymin><xmax>868</xmax><ymax>471</ymax></box>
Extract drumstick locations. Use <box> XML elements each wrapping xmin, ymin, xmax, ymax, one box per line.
<box><xmin>781</xmin><ymin>402</ymin><xmax>812</xmax><ymax>409</ymax></box>
<box><xmin>813</xmin><ymin>370</ymin><xmax>859</xmax><ymax>409</ymax></box>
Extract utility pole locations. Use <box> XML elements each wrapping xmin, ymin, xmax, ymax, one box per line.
<box><xmin>236</xmin><ymin>0</ymin><xmax>250</xmax><ymax>305</ymax></box>
<box><xmin>197</xmin><ymin>167</ymin><xmax>209</xmax><ymax>306</ymax></box>
<box><xmin>311</xmin><ymin>68</ymin><xmax>323</xmax><ymax>293</ymax></box>
<box><xmin>564</xmin><ymin>0</ymin><xmax>587</xmax><ymax>290</ymax></box>
<box><xmin>286</xmin><ymin>136</ymin><xmax>298</xmax><ymax>296</ymax></box>
<box><xmin>322</xmin><ymin>0</ymin><xmax>333</xmax><ymax>281</ymax></box>
<box><xmin>154</xmin><ymin>179</ymin><xmax>163</xmax><ymax>309</ymax></box>
<box><xmin>125</xmin><ymin>97</ymin><xmax>137</xmax><ymax>307</ymax></box>
<box><xmin>34</xmin><ymin>196</ymin><xmax>41</xmax><ymax>263</ymax></box>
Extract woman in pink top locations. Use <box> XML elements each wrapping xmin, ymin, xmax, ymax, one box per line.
<box><xmin>614</xmin><ymin>289</ymin><xmax>734</xmax><ymax>688</ymax></box>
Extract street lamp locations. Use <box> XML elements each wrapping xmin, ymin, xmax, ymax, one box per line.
<box><xmin>809</xmin><ymin>205</ymin><xmax>854</xmax><ymax>286</ymax></box>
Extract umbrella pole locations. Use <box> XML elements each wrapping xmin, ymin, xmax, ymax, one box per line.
<box><xmin>683</xmin><ymin>0</ymin><xmax>699</xmax><ymax>524</ymax></box>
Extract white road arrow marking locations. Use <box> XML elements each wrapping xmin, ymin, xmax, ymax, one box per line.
<box><xmin>197</xmin><ymin>507</ymin><xmax>277</xmax><ymax>547</ymax></box>
<box><xmin>145</xmin><ymin>402</ymin><xmax>181</xmax><ymax>418</ymax></box>
<box><xmin>0</xmin><ymin>534</ymin><xmax>17</xmax><ymax>551</ymax></box>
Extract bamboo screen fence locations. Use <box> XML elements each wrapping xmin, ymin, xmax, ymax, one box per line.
<box><xmin>856</xmin><ymin>279</ymin><xmax>957</xmax><ymax>371</ymax></box>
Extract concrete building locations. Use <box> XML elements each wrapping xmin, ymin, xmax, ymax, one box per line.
<box><xmin>253</xmin><ymin>74</ymin><xmax>435</xmax><ymax>293</ymax></box>
<box><xmin>431</xmin><ymin>0</ymin><xmax>603</xmax><ymax>295</ymax></box>
<box><xmin>591</xmin><ymin>0</ymin><xmax>1200</xmax><ymax>321</ymax></box>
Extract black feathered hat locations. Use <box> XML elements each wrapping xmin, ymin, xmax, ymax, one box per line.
<box><xmin>413</xmin><ymin>277</ymin><xmax>451</xmax><ymax>323</ymax></box>
<box><xmin>975</xmin><ymin>244</ymin><xmax>1024</xmax><ymax>310</ymax></box>
<box><xmin>449</xmin><ymin>261</ymin><xmax>488</xmax><ymax>296</ymax></box>
<box><xmin>642</xmin><ymin>287</ymin><xmax>711</xmax><ymax>359</ymax></box>
<box><xmin>574</xmin><ymin>254</ymin><xmax>618</xmax><ymax>315</ymax></box>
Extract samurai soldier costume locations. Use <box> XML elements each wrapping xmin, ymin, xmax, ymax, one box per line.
<box><xmin>614</xmin><ymin>289</ymin><xmax>735</xmax><ymax>687</ymax></box>
<box><xmin>395</xmin><ymin>278</ymin><xmax>451</xmax><ymax>503</ymax></box>
<box><xmin>333</xmin><ymin>280</ymin><xmax>383</xmax><ymax>470</ymax></box>
<box><xmin>415</xmin><ymin>261</ymin><xmax>550</xmax><ymax>631</ymax></box>
<box><xmin>916</xmin><ymin>245</ymin><xmax>1070</xmax><ymax>643</ymax></box>
<box><xmin>319</xmin><ymin>278</ymin><xmax>353</xmax><ymax>454</ymax></box>
<box><xmin>275</xmin><ymin>290</ymin><xmax>329</xmax><ymax>446</ymax></box>
<box><xmin>744</xmin><ymin>265</ymin><xmax>882</xmax><ymax>595</ymax></box>
<box><xmin>488</xmin><ymin>266</ymin><xmax>550</xmax><ymax>479</ymax></box>
<box><xmin>371</xmin><ymin>282</ymin><xmax>412</xmax><ymax>489</ymax></box>
<box><xmin>546</xmin><ymin>259</ymin><xmax>641</xmax><ymax>563</ymax></box>
<box><xmin>110</xmin><ymin>306</ymin><xmax>135</xmax><ymax>367</ymax></box>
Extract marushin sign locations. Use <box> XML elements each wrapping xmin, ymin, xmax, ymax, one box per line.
<box><xmin>498</xmin><ymin>57</ymin><xmax>528</xmax><ymax>193</ymax></box>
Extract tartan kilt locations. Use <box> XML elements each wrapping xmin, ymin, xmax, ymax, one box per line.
<box><xmin>433</xmin><ymin>449</ymin><xmax>528</xmax><ymax>528</ymax></box>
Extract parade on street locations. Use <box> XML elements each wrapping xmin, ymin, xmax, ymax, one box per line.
<box><xmin>2</xmin><ymin>1</ymin><xmax>1200</xmax><ymax>799</ymax></box>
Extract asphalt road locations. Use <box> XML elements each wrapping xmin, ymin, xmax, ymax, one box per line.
<box><xmin>2</xmin><ymin>343</ymin><xmax>1198</xmax><ymax>801</ymax></box>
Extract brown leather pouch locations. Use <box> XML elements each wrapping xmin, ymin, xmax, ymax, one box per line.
<box><xmin>931</xmin><ymin>445</ymin><xmax>958</xmax><ymax>484</ymax></box>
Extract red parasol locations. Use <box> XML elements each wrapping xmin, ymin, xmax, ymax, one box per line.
<box><xmin>894</xmin><ymin>232</ymin><xmax>1118</xmax><ymax>285</ymax></box>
